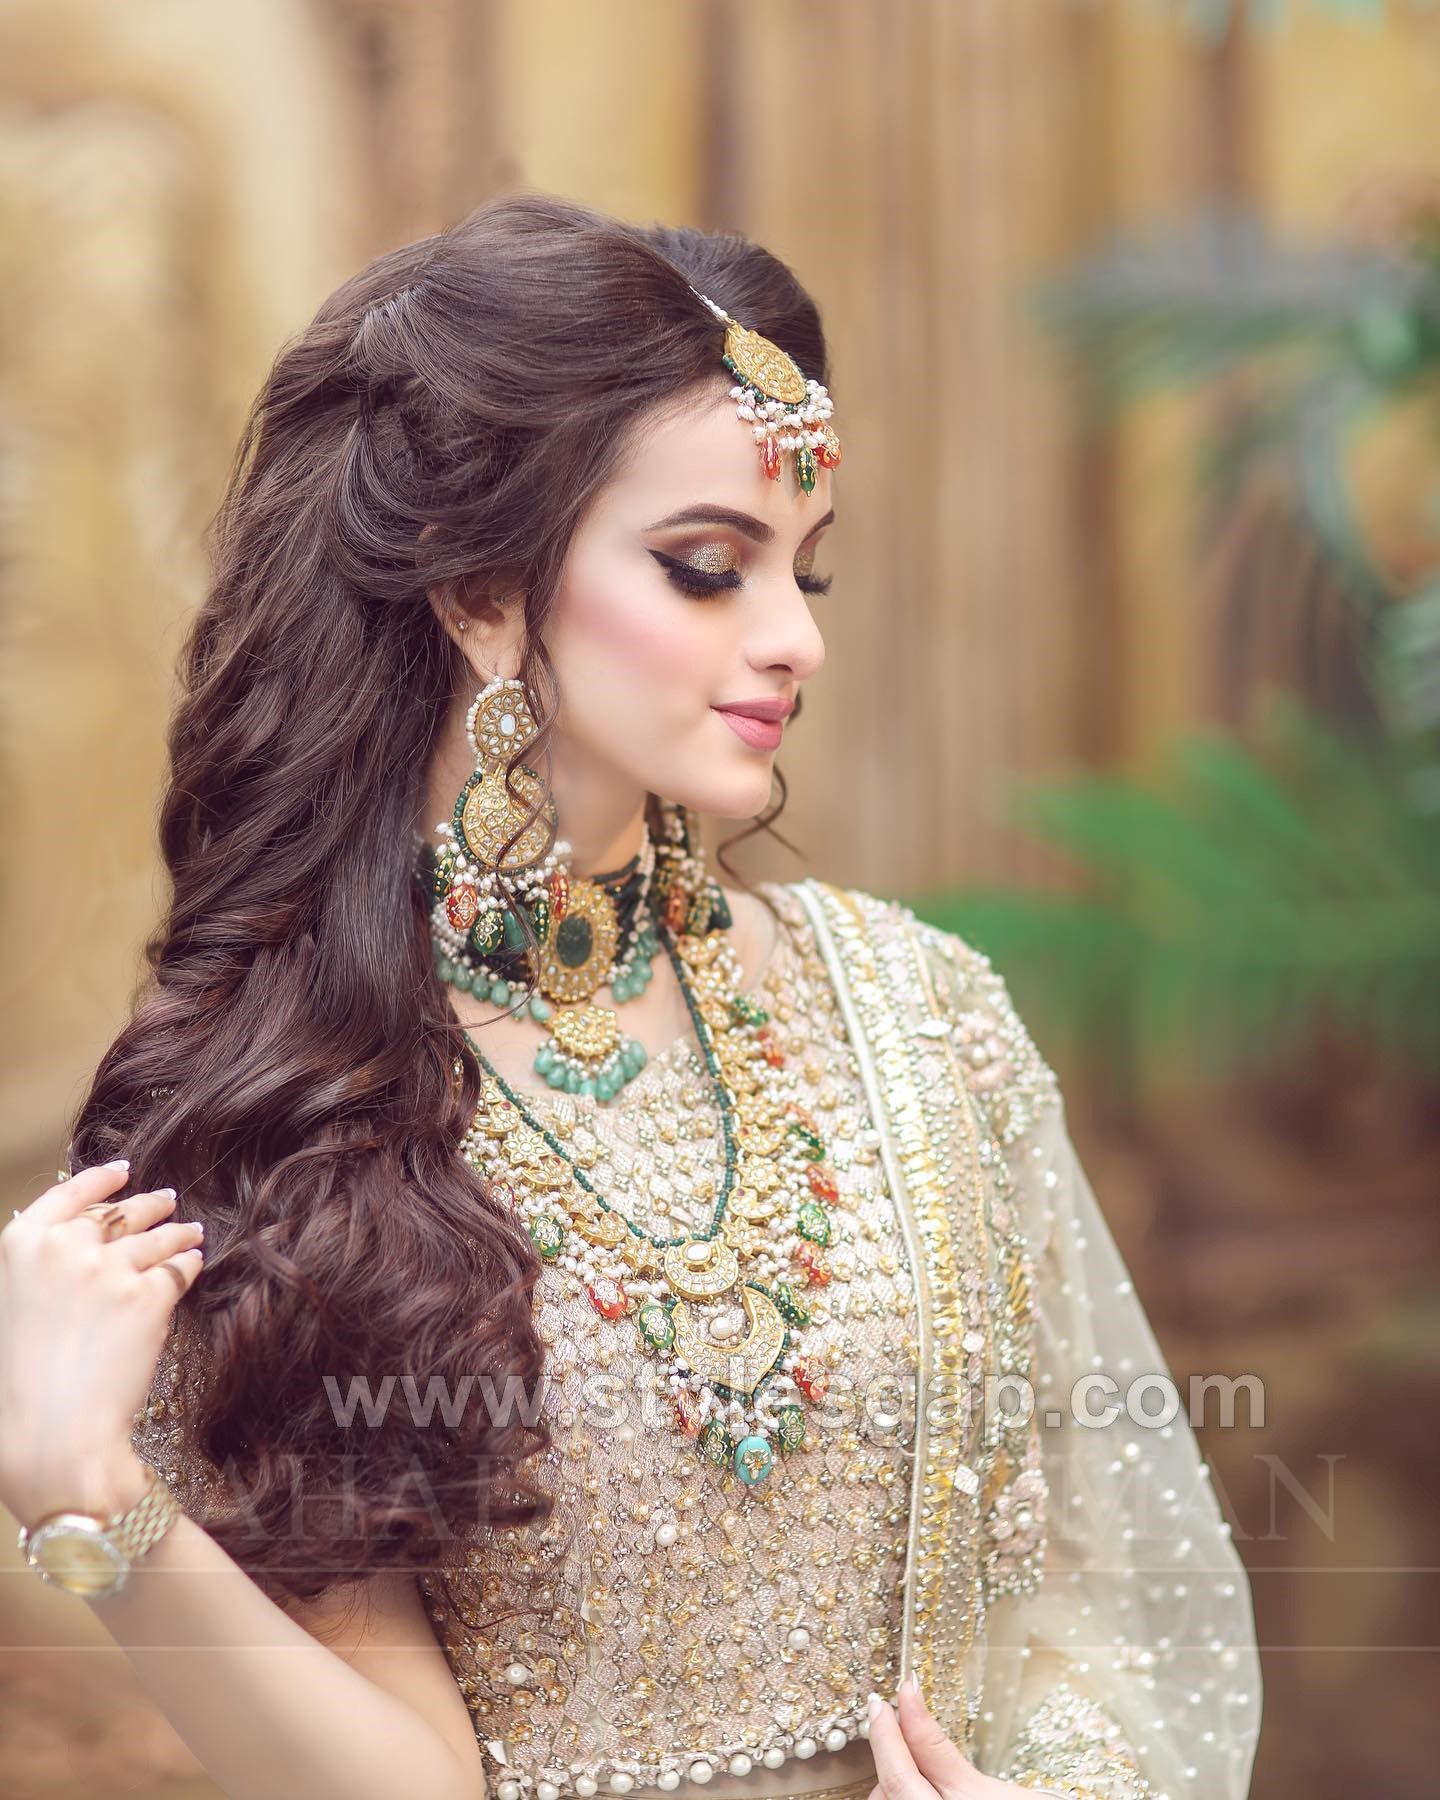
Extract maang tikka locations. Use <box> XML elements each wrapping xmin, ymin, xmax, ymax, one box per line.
<box><xmin>688</xmin><ymin>285</ymin><xmax>842</xmax><ymax>492</ymax></box>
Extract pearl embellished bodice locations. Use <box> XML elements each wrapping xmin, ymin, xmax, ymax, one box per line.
<box><xmin>422</xmin><ymin>885</ymin><xmax>920</xmax><ymax>1800</ymax></box>
<box><xmin>129</xmin><ymin>880</ymin><xmax>1262</xmax><ymax>1800</ymax></box>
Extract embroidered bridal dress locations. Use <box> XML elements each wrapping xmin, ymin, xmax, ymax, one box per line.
<box><xmin>133</xmin><ymin>882</ymin><xmax>1262</xmax><ymax>1800</ymax></box>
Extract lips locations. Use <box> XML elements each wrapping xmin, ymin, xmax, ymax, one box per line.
<box><xmin>711</xmin><ymin>696</ymin><xmax>794</xmax><ymax>753</ymax></box>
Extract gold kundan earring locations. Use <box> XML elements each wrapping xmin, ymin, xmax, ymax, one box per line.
<box><xmin>450</xmin><ymin>676</ymin><xmax>559</xmax><ymax>883</ymax></box>
<box><xmin>424</xmin><ymin>677</ymin><xmax>664</xmax><ymax>1103</ymax></box>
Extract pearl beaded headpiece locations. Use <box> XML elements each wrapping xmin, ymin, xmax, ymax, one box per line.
<box><xmin>688</xmin><ymin>286</ymin><xmax>842</xmax><ymax>493</ymax></box>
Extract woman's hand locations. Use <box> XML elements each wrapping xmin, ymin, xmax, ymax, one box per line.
<box><xmin>0</xmin><ymin>1159</ymin><xmax>205</xmax><ymax>1529</ymax></box>
<box><xmin>866</xmin><ymin>1679</ymin><xmax>1062</xmax><ymax>1800</ymax></box>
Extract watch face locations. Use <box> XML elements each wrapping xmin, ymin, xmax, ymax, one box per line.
<box><xmin>27</xmin><ymin>1517</ymin><xmax>129</xmax><ymax>1596</ymax></box>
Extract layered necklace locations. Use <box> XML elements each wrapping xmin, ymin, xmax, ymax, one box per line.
<box><xmin>426</xmin><ymin>808</ymin><xmax>844</xmax><ymax>1491</ymax></box>
<box><xmin>424</xmin><ymin>832</ymin><xmax>663</xmax><ymax>1102</ymax></box>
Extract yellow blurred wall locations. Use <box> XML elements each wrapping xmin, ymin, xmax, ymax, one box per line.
<box><xmin>3</xmin><ymin>0</ymin><xmax>1438</xmax><ymax>1218</ymax></box>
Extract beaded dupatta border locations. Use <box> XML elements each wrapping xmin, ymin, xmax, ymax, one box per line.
<box><xmin>791</xmin><ymin>880</ymin><xmax>995</xmax><ymax>1751</ymax></box>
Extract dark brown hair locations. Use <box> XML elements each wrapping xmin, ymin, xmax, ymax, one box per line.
<box><xmin>67</xmin><ymin>192</ymin><xmax>829</xmax><ymax>1604</ymax></box>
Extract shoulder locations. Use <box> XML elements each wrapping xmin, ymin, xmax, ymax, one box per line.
<box><xmin>762</xmin><ymin>878</ymin><xmax>1062</xmax><ymax>1147</ymax></box>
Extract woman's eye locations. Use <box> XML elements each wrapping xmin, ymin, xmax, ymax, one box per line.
<box><xmin>648</xmin><ymin>547</ymin><xmax>833</xmax><ymax>599</ymax></box>
<box><xmin>649</xmin><ymin>548</ymin><xmax>741</xmax><ymax>598</ymax></box>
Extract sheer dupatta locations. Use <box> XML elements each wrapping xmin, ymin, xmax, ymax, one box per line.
<box><xmin>793</xmin><ymin>881</ymin><xmax>1261</xmax><ymax>1800</ymax></box>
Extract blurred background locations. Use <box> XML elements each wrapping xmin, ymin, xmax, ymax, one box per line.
<box><xmin>2</xmin><ymin>0</ymin><xmax>1438</xmax><ymax>1795</ymax></box>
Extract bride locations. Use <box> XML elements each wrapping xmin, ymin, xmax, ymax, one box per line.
<box><xmin>0</xmin><ymin>192</ymin><xmax>1261</xmax><ymax>1800</ymax></box>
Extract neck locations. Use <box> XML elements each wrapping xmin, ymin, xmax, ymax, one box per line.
<box><xmin>546</xmin><ymin>754</ymin><xmax>650</xmax><ymax>878</ymax></box>
<box><xmin>560</xmin><ymin>801</ymin><xmax>649</xmax><ymax>878</ymax></box>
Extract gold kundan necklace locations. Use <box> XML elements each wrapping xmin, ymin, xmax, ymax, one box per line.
<box><xmin>457</xmin><ymin>910</ymin><xmax>843</xmax><ymax>1492</ymax></box>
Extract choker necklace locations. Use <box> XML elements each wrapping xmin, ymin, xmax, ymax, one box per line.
<box><xmin>422</xmin><ymin>830</ymin><xmax>668</xmax><ymax>1104</ymax></box>
<box><xmin>457</xmin><ymin>917</ymin><xmax>842</xmax><ymax>1491</ymax></box>
<box><xmin>421</xmin><ymin>797</ymin><xmax>735</xmax><ymax>1106</ymax></box>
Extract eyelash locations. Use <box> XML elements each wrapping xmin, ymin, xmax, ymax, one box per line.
<box><xmin>648</xmin><ymin>548</ymin><xmax>834</xmax><ymax>600</ymax></box>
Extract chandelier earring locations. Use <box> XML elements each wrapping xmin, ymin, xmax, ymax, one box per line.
<box><xmin>422</xmin><ymin>683</ymin><xmax>676</xmax><ymax>1104</ymax></box>
<box><xmin>425</xmin><ymin>674</ymin><xmax>555</xmax><ymax>961</ymax></box>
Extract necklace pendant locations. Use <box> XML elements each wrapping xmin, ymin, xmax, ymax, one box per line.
<box><xmin>775</xmin><ymin>1404</ymin><xmax>807</xmax><ymax>1453</ymax></box>
<box><xmin>536</xmin><ymin>876</ymin><xmax>620</xmax><ymax>1002</ymax></box>
<box><xmin>636</xmin><ymin>1297</ymin><xmax>676</xmax><ymax>1352</ymax></box>
<box><xmin>772</xmin><ymin>1280</ymin><xmax>811</xmax><ymax>1327</ymax></box>
<box><xmin>698</xmin><ymin>1416</ymin><xmax>732</xmax><ymax>1466</ymax></box>
<box><xmin>795</xmin><ymin>1199</ymin><xmax>832</xmax><ymax>1246</ymax></box>
<box><xmin>795</xmin><ymin>1242</ymin><xmax>831</xmax><ymax>1285</ymax></box>
<box><xmin>528</xmin><ymin>1214</ymin><xmax>565</xmax><ymax>1261</ymax></box>
<box><xmin>587</xmin><ymin>1274</ymin><xmax>628</xmax><ymax>1320</ymax></box>
<box><xmin>733</xmin><ymin>1433</ymin><xmax>774</xmax><ymax>1486</ymax></box>
<box><xmin>617</xmin><ymin>1234</ymin><xmax>664</xmax><ymax>1277</ymax></box>
<box><xmin>669</xmin><ymin>1284</ymin><xmax>788</xmax><ymax>1399</ymax></box>
<box><xmin>662</xmin><ymin>1238</ymin><xmax>740</xmax><ymax>1300</ymax></box>
<box><xmin>534</xmin><ymin>1003</ymin><xmax>647</xmax><ymax>1101</ymax></box>
<box><xmin>570</xmin><ymin>1206</ymin><xmax>629</xmax><ymax>1250</ymax></box>
<box><xmin>792</xmin><ymin>1356</ymin><xmax>829</xmax><ymax>1402</ymax></box>
<box><xmin>675</xmin><ymin>1390</ymin><xmax>704</xmax><ymax>1437</ymax></box>
<box><xmin>807</xmin><ymin>1163</ymin><xmax>839</xmax><ymax>1203</ymax></box>
<box><xmin>720</xmin><ymin>1212</ymin><xmax>763</xmax><ymax>1256</ymax></box>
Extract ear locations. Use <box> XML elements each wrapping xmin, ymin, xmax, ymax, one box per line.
<box><xmin>425</xmin><ymin>570</ymin><xmax>528</xmax><ymax>684</ymax></box>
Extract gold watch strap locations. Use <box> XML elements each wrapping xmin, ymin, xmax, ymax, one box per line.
<box><xmin>109</xmin><ymin>1465</ymin><xmax>181</xmax><ymax>1561</ymax></box>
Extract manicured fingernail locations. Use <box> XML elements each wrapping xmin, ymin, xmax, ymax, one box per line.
<box><xmin>105</xmin><ymin>1159</ymin><xmax>130</xmax><ymax>1171</ymax></box>
<box><xmin>907</xmin><ymin>1672</ymin><xmax>922</xmax><ymax>1696</ymax></box>
<box><xmin>191</xmin><ymin>1220</ymin><xmax>204</xmax><ymax>1235</ymax></box>
<box><xmin>155</xmin><ymin>1186</ymin><xmax>177</xmax><ymax>1200</ymax></box>
<box><xmin>866</xmin><ymin>1691</ymin><xmax>881</xmax><ymax>1720</ymax></box>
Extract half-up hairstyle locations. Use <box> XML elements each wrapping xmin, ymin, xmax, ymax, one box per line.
<box><xmin>68</xmin><ymin>192</ymin><xmax>830</xmax><ymax>1605</ymax></box>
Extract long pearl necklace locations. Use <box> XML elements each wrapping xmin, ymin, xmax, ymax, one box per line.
<box><xmin>458</xmin><ymin>921</ymin><xmax>843</xmax><ymax>1490</ymax></box>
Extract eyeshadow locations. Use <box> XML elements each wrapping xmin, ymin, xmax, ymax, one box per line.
<box><xmin>681</xmin><ymin>542</ymin><xmax>741</xmax><ymax>574</ymax></box>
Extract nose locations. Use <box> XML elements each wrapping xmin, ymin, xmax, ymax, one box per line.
<box><xmin>744</xmin><ymin>576</ymin><xmax>827</xmax><ymax>686</ymax></box>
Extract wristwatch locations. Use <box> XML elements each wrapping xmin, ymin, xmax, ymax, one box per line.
<box><xmin>17</xmin><ymin>1463</ymin><xmax>180</xmax><ymax>1599</ymax></box>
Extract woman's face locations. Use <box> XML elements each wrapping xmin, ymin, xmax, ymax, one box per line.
<box><xmin>540</xmin><ymin>376</ymin><xmax>834</xmax><ymax>824</ymax></box>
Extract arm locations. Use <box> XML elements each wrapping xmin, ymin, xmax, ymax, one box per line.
<box><xmin>78</xmin><ymin>1481</ymin><xmax>486</xmax><ymax>1800</ymax></box>
<box><xmin>114</xmin><ymin>1290</ymin><xmax>487</xmax><ymax>1799</ymax></box>
<box><xmin>2</xmin><ymin>1163</ymin><xmax>486</xmax><ymax>1800</ymax></box>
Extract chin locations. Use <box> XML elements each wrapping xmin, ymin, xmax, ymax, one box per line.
<box><xmin>659</xmin><ymin>758</ymin><xmax>777</xmax><ymax>823</ymax></box>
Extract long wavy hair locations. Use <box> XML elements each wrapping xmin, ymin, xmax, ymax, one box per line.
<box><xmin>66</xmin><ymin>192</ymin><xmax>830</xmax><ymax>1605</ymax></box>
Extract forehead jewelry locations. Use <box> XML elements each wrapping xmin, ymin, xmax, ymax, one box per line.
<box><xmin>688</xmin><ymin>286</ymin><xmax>842</xmax><ymax>494</ymax></box>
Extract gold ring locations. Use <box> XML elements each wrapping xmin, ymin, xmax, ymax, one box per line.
<box><xmin>81</xmin><ymin>1202</ymin><xmax>128</xmax><ymax>1243</ymax></box>
<box><xmin>159</xmin><ymin>1258</ymin><xmax>189</xmax><ymax>1296</ymax></box>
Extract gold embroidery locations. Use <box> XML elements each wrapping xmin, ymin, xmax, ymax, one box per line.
<box><xmin>794</xmin><ymin>882</ymin><xmax>992</xmax><ymax>1753</ymax></box>
<box><xmin>998</xmin><ymin>1682</ymin><xmax>1156</xmax><ymax>1798</ymax></box>
<box><xmin>426</xmin><ymin>885</ymin><xmax>921</xmax><ymax>1795</ymax></box>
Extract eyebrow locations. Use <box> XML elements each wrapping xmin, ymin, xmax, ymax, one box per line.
<box><xmin>643</xmin><ymin>503</ymin><xmax>836</xmax><ymax>545</ymax></box>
